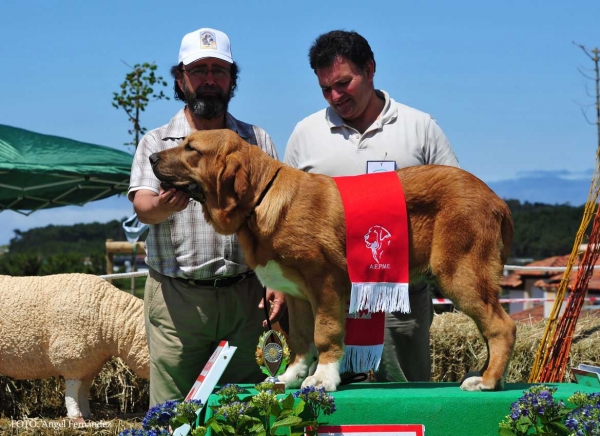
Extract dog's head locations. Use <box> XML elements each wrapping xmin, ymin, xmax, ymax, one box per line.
<box><xmin>150</xmin><ymin>129</ymin><xmax>255</xmax><ymax>234</ymax></box>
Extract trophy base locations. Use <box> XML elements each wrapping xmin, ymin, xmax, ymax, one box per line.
<box><xmin>266</xmin><ymin>377</ymin><xmax>286</xmax><ymax>394</ymax></box>
<box><xmin>272</xmin><ymin>381</ymin><xmax>286</xmax><ymax>394</ymax></box>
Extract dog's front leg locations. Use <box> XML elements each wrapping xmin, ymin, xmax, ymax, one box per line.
<box><xmin>301</xmin><ymin>294</ymin><xmax>345</xmax><ymax>392</ymax></box>
<box><xmin>278</xmin><ymin>296</ymin><xmax>316</xmax><ymax>388</ymax></box>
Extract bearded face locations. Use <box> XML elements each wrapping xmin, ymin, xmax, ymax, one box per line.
<box><xmin>183</xmin><ymin>82</ymin><xmax>232</xmax><ymax>119</ymax></box>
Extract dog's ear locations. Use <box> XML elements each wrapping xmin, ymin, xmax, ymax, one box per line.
<box><xmin>218</xmin><ymin>151</ymin><xmax>248</xmax><ymax>203</ymax></box>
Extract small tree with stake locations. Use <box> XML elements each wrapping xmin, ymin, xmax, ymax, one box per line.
<box><xmin>112</xmin><ymin>61</ymin><xmax>167</xmax><ymax>289</ymax></box>
<box><xmin>112</xmin><ymin>61</ymin><xmax>170</xmax><ymax>148</ymax></box>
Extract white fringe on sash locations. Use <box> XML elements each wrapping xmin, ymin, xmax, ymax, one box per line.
<box><xmin>348</xmin><ymin>283</ymin><xmax>410</xmax><ymax>314</ymax></box>
<box><xmin>341</xmin><ymin>344</ymin><xmax>384</xmax><ymax>373</ymax></box>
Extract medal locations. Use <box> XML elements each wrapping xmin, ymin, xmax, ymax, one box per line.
<box><xmin>256</xmin><ymin>330</ymin><xmax>290</xmax><ymax>393</ymax></box>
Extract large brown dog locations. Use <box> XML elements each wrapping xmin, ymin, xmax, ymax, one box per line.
<box><xmin>150</xmin><ymin>129</ymin><xmax>516</xmax><ymax>392</ymax></box>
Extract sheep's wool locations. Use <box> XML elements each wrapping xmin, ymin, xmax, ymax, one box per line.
<box><xmin>0</xmin><ymin>273</ymin><xmax>149</xmax><ymax>418</ymax></box>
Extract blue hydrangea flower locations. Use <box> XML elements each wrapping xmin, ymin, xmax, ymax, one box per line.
<box><xmin>293</xmin><ymin>385</ymin><xmax>336</xmax><ymax>417</ymax></box>
<box><xmin>565</xmin><ymin>400</ymin><xmax>600</xmax><ymax>435</ymax></box>
<box><xmin>141</xmin><ymin>399</ymin><xmax>180</xmax><ymax>430</ymax></box>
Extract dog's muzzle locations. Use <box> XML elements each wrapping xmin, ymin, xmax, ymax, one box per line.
<box><xmin>149</xmin><ymin>153</ymin><xmax>206</xmax><ymax>203</ymax></box>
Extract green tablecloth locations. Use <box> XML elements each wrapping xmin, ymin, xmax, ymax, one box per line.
<box><xmin>204</xmin><ymin>382</ymin><xmax>599</xmax><ymax>436</ymax></box>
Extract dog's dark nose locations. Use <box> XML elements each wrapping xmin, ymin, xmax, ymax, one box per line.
<box><xmin>149</xmin><ymin>153</ymin><xmax>160</xmax><ymax>167</ymax></box>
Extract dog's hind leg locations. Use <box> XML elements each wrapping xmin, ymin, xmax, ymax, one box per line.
<box><xmin>434</xmin><ymin>252</ymin><xmax>516</xmax><ymax>391</ymax></box>
<box><xmin>461</xmin><ymin>307</ymin><xmax>515</xmax><ymax>391</ymax></box>
<box><xmin>278</xmin><ymin>297</ymin><xmax>316</xmax><ymax>389</ymax></box>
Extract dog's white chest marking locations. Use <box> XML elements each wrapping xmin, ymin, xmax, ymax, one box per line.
<box><xmin>254</xmin><ymin>261</ymin><xmax>303</xmax><ymax>298</ymax></box>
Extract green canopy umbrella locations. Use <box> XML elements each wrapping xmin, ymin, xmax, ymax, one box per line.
<box><xmin>0</xmin><ymin>124</ymin><xmax>133</xmax><ymax>215</ymax></box>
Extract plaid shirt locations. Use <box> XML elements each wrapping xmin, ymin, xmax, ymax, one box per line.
<box><xmin>128</xmin><ymin>109</ymin><xmax>278</xmax><ymax>279</ymax></box>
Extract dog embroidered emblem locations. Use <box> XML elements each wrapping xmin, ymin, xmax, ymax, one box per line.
<box><xmin>200</xmin><ymin>31</ymin><xmax>217</xmax><ymax>49</ymax></box>
<box><xmin>364</xmin><ymin>225</ymin><xmax>392</xmax><ymax>264</ymax></box>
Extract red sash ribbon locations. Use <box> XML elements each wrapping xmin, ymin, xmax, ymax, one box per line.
<box><xmin>334</xmin><ymin>172</ymin><xmax>410</xmax><ymax>373</ymax></box>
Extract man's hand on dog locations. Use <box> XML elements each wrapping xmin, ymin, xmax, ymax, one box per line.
<box><xmin>260</xmin><ymin>289</ymin><xmax>286</xmax><ymax>327</ymax></box>
<box><xmin>132</xmin><ymin>188</ymin><xmax>191</xmax><ymax>225</ymax></box>
<box><xmin>157</xmin><ymin>187</ymin><xmax>190</xmax><ymax>213</ymax></box>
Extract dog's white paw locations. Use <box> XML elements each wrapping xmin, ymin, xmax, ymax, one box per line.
<box><xmin>460</xmin><ymin>375</ymin><xmax>497</xmax><ymax>391</ymax></box>
<box><xmin>278</xmin><ymin>359</ymin><xmax>309</xmax><ymax>389</ymax></box>
<box><xmin>300</xmin><ymin>362</ymin><xmax>340</xmax><ymax>392</ymax></box>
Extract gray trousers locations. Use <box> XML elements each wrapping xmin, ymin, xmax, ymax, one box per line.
<box><xmin>144</xmin><ymin>268</ymin><xmax>266</xmax><ymax>406</ymax></box>
<box><xmin>376</xmin><ymin>281</ymin><xmax>434</xmax><ymax>382</ymax></box>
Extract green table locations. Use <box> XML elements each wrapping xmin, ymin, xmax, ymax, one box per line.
<box><xmin>203</xmin><ymin>382</ymin><xmax>599</xmax><ymax>436</ymax></box>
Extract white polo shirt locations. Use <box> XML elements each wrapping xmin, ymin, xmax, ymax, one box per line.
<box><xmin>284</xmin><ymin>90</ymin><xmax>458</xmax><ymax>176</ymax></box>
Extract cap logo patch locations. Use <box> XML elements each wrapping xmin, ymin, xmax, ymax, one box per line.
<box><xmin>200</xmin><ymin>31</ymin><xmax>217</xmax><ymax>50</ymax></box>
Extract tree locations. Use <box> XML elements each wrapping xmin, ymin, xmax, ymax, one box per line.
<box><xmin>112</xmin><ymin>61</ymin><xmax>170</xmax><ymax>147</ymax></box>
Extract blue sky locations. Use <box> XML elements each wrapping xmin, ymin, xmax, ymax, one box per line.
<box><xmin>1</xmin><ymin>0</ymin><xmax>599</xmax><ymax>245</ymax></box>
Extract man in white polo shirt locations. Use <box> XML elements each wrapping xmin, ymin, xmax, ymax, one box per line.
<box><xmin>284</xmin><ymin>30</ymin><xmax>459</xmax><ymax>383</ymax></box>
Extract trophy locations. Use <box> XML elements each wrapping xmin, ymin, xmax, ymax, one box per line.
<box><xmin>256</xmin><ymin>329</ymin><xmax>290</xmax><ymax>393</ymax></box>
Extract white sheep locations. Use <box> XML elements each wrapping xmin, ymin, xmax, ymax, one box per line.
<box><xmin>0</xmin><ymin>273</ymin><xmax>149</xmax><ymax>419</ymax></box>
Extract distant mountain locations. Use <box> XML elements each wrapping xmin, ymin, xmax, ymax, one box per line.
<box><xmin>487</xmin><ymin>174</ymin><xmax>591</xmax><ymax>206</ymax></box>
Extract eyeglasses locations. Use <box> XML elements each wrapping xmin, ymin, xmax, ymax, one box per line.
<box><xmin>183</xmin><ymin>67</ymin><xmax>230</xmax><ymax>80</ymax></box>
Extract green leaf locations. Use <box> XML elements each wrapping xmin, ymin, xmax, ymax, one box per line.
<box><xmin>220</xmin><ymin>424</ymin><xmax>236</xmax><ymax>435</ymax></box>
<box><xmin>281</xmin><ymin>394</ymin><xmax>295</xmax><ymax>410</ymax></box>
<box><xmin>280</xmin><ymin>407</ymin><xmax>296</xmax><ymax>418</ymax></box>
<box><xmin>272</xmin><ymin>416</ymin><xmax>303</xmax><ymax>428</ymax></box>
<box><xmin>247</xmin><ymin>420</ymin><xmax>267</xmax><ymax>435</ymax></box>
<box><xmin>547</xmin><ymin>421</ymin><xmax>570</xmax><ymax>434</ymax></box>
<box><xmin>498</xmin><ymin>429</ymin><xmax>516</xmax><ymax>436</ymax></box>
<box><xmin>271</xmin><ymin>401</ymin><xmax>282</xmax><ymax>416</ymax></box>
<box><xmin>292</xmin><ymin>400</ymin><xmax>306</xmax><ymax>415</ymax></box>
<box><xmin>170</xmin><ymin>414</ymin><xmax>189</xmax><ymax>429</ymax></box>
<box><xmin>205</xmin><ymin>417</ymin><xmax>221</xmax><ymax>433</ymax></box>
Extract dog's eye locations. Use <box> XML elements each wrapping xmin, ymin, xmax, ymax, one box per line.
<box><xmin>184</xmin><ymin>144</ymin><xmax>202</xmax><ymax>155</ymax></box>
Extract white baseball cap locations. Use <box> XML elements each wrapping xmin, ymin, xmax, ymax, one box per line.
<box><xmin>178</xmin><ymin>28</ymin><xmax>233</xmax><ymax>65</ymax></box>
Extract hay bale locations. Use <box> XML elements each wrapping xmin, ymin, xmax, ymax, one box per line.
<box><xmin>0</xmin><ymin>358</ymin><xmax>148</xmax><ymax>420</ymax></box>
<box><xmin>430</xmin><ymin>310</ymin><xmax>600</xmax><ymax>383</ymax></box>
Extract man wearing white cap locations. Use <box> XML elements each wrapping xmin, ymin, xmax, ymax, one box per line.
<box><xmin>129</xmin><ymin>28</ymin><xmax>285</xmax><ymax>406</ymax></box>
